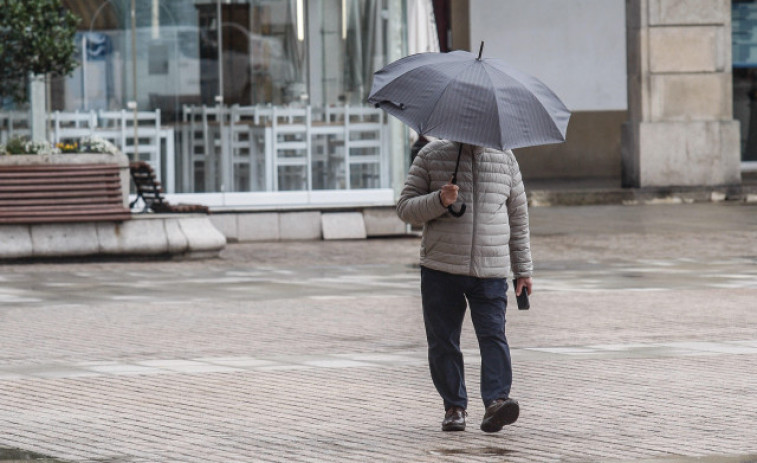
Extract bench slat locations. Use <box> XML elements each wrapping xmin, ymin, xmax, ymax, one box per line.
<box><xmin>0</xmin><ymin>213</ymin><xmax>132</xmax><ymax>224</ymax></box>
<box><xmin>0</xmin><ymin>163</ymin><xmax>130</xmax><ymax>224</ymax></box>
<box><xmin>0</xmin><ymin>189</ymin><xmax>123</xmax><ymax>200</ymax></box>
<box><xmin>0</xmin><ymin>175</ymin><xmax>120</xmax><ymax>185</ymax></box>
<box><xmin>0</xmin><ymin>183</ymin><xmax>121</xmax><ymax>193</ymax></box>
<box><xmin>0</xmin><ymin>164</ymin><xmax>119</xmax><ymax>171</ymax></box>
<box><xmin>0</xmin><ymin>207</ymin><xmax>130</xmax><ymax>217</ymax></box>
<box><xmin>0</xmin><ymin>203</ymin><xmax>123</xmax><ymax>212</ymax></box>
<box><xmin>0</xmin><ymin>196</ymin><xmax>121</xmax><ymax>207</ymax></box>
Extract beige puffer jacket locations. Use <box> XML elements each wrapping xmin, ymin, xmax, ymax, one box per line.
<box><xmin>397</xmin><ymin>140</ymin><xmax>532</xmax><ymax>279</ymax></box>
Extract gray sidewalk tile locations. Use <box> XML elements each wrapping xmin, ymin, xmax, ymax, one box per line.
<box><xmin>0</xmin><ymin>204</ymin><xmax>756</xmax><ymax>462</ymax></box>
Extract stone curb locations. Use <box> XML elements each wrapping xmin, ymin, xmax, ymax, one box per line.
<box><xmin>0</xmin><ymin>215</ymin><xmax>226</xmax><ymax>260</ymax></box>
<box><xmin>527</xmin><ymin>183</ymin><xmax>757</xmax><ymax>207</ymax></box>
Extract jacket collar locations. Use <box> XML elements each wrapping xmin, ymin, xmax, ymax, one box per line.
<box><xmin>460</xmin><ymin>143</ymin><xmax>486</xmax><ymax>156</ymax></box>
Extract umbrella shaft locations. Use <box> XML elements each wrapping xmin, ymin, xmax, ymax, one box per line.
<box><xmin>452</xmin><ymin>143</ymin><xmax>463</xmax><ymax>184</ymax></box>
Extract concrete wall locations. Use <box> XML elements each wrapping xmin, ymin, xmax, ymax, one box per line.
<box><xmin>515</xmin><ymin>111</ymin><xmax>626</xmax><ymax>180</ymax></box>
<box><xmin>469</xmin><ymin>0</ymin><xmax>627</xmax><ymax>112</ymax></box>
<box><xmin>209</xmin><ymin>207</ymin><xmax>407</xmax><ymax>242</ymax></box>
<box><xmin>623</xmin><ymin>0</ymin><xmax>741</xmax><ymax>187</ymax></box>
<box><xmin>461</xmin><ymin>0</ymin><xmax>627</xmax><ymax>179</ymax></box>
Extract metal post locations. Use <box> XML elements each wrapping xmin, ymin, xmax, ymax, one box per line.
<box><xmin>82</xmin><ymin>35</ymin><xmax>88</xmax><ymax>110</ymax></box>
<box><xmin>131</xmin><ymin>0</ymin><xmax>138</xmax><ymax>161</ymax></box>
<box><xmin>215</xmin><ymin>0</ymin><xmax>225</xmax><ymax>193</ymax></box>
<box><xmin>216</xmin><ymin>0</ymin><xmax>223</xmax><ymax>104</ymax></box>
<box><xmin>29</xmin><ymin>74</ymin><xmax>47</xmax><ymax>142</ymax></box>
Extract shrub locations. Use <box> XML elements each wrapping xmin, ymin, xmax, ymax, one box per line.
<box><xmin>79</xmin><ymin>136</ymin><xmax>120</xmax><ymax>155</ymax></box>
<box><xmin>0</xmin><ymin>135</ymin><xmax>119</xmax><ymax>155</ymax></box>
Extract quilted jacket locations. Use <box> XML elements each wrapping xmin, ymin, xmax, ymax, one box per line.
<box><xmin>396</xmin><ymin>140</ymin><xmax>533</xmax><ymax>279</ymax></box>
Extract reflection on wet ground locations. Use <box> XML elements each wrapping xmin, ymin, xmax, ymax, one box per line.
<box><xmin>1</xmin><ymin>256</ymin><xmax>755</xmax><ymax>308</ymax></box>
<box><xmin>429</xmin><ymin>446</ymin><xmax>515</xmax><ymax>456</ymax></box>
<box><xmin>537</xmin><ymin>257</ymin><xmax>757</xmax><ymax>292</ymax></box>
<box><xmin>0</xmin><ymin>448</ymin><xmax>66</xmax><ymax>462</ymax></box>
<box><xmin>2</xmin><ymin>340</ymin><xmax>756</xmax><ymax>382</ymax></box>
<box><xmin>612</xmin><ymin>454</ymin><xmax>757</xmax><ymax>463</ymax></box>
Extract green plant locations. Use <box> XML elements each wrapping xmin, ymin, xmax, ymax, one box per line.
<box><xmin>2</xmin><ymin>136</ymin><xmax>60</xmax><ymax>155</ymax></box>
<box><xmin>0</xmin><ymin>135</ymin><xmax>119</xmax><ymax>155</ymax></box>
<box><xmin>4</xmin><ymin>136</ymin><xmax>28</xmax><ymax>155</ymax></box>
<box><xmin>0</xmin><ymin>0</ymin><xmax>80</xmax><ymax>104</ymax></box>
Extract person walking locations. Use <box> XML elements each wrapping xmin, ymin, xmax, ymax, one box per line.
<box><xmin>396</xmin><ymin>139</ymin><xmax>533</xmax><ymax>433</ymax></box>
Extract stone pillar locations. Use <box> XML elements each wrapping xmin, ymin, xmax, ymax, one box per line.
<box><xmin>623</xmin><ymin>0</ymin><xmax>741</xmax><ymax>187</ymax></box>
<box><xmin>28</xmin><ymin>74</ymin><xmax>47</xmax><ymax>143</ymax></box>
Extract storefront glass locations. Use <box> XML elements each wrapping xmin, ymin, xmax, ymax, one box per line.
<box><xmin>40</xmin><ymin>0</ymin><xmax>402</xmax><ymax>199</ymax></box>
<box><xmin>733</xmin><ymin>0</ymin><xmax>757</xmax><ymax>163</ymax></box>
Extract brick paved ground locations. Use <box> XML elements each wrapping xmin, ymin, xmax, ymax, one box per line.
<box><xmin>0</xmin><ymin>203</ymin><xmax>756</xmax><ymax>462</ymax></box>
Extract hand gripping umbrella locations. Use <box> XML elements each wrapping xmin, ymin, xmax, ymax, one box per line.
<box><xmin>368</xmin><ymin>42</ymin><xmax>570</xmax><ymax>217</ymax></box>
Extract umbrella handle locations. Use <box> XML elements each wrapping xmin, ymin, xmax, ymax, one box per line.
<box><xmin>447</xmin><ymin>203</ymin><xmax>466</xmax><ymax>218</ymax></box>
<box><xmin>373</xmin><ymin>99</ymin><xmax>405</xmax><ymax>110</ymax></box>
<box><xmin>447</xmin><ymin>143</ymin><xmax>467</xmax><ymax>218</ymax></box>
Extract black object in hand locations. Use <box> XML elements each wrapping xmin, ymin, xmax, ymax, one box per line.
<box><xmin>513</xmin><ymin>279</ymin><xmax>530</xmax><ymax>310</ymax></box>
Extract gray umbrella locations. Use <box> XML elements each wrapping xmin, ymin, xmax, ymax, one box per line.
<box><xmin>367</xmin><ymin>43</ymin><xmax>570</xmax><ymax>151</ymax></box>
<box><xmin>368</xmin><ymin>43</ymin><xmax>570</xmax><ymax>217</ymax></box>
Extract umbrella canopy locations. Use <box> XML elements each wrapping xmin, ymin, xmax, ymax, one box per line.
<box><xmin>367</xmin><ymin>46</ymin><xmax>570</xmax><ymax>151</ymax></box>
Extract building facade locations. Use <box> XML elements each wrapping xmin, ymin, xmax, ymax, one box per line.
<box><xmin>4</xmin><ymin>0</ymin><xmax>751</xmax><ymax>216</ymax></box>
<box><xmin>42</xmin><ymin>0</ymin><xmax>412</xmax><ymax>209</ymax></box>
<box><xmin>456</xmin><ymin>0</ymin><xmax>750</xmax><ymax>187</ymax></box>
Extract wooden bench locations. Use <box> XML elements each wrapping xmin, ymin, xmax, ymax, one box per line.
<box><xmin>0</xmin><ymin>163</ymin><xmax>131</xmax><ymax>224</ymax></box>
<box><xmin>129</xmin><ymin>161</ymin><xmax>209</xmax><ymax>214</ymax></box>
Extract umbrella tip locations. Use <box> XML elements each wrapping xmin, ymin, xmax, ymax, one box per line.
<box><xmin>477</xmin><ymin>41</ymin><xmax>484</xmax><ymax>60</ymax></box>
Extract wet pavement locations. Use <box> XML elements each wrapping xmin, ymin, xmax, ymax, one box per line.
<box><xmin>0</xmin><ymin>203</ymin><xmax>756</xmax><ymax>462</ymax></box>
<box><xmin>0</xmin><ymin>447</ymin><xmax>65</xmax><ymax>462</ymax></box>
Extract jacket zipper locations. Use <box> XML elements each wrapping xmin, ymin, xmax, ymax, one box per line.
<box><xmin>469</xmin><ymin>149</ymin><xmax>478</xmax><ymax>275</ymax></box>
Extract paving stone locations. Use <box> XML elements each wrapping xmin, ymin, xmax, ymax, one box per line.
<box><xmin>0</xmin><ymin>204</ymin><xmax>755</xmax><ymax>462</ymax></box>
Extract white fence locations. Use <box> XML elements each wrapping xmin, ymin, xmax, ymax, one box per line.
<box><xmin>180</xmin><ymin>104</ymin><xmax>388</xmax><ymax>195</ymax></box>
<box><xmin>1</xmin><ymin>105</ymin><xmax>389</xmax><ymax>202</ymax></box>
<box><xmin>1</xmin><ymin>109</ymin><xmax>174</xmax><ymax>192</ymax></box>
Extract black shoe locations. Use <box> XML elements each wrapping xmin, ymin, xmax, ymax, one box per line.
<box><xmin>480</xmin><ymin>398</ymin><xmax>519</xmax><ymax>433</ymax></box>
<box><xmin>442</xmin><ymin>406</ymin><xmax>467</xmax><ymax>431</ymax></box>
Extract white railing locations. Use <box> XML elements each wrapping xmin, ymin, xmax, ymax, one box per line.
<box><xmin>180</xmin><ymin>104</ymin><xmax>387</xmax><ymax>195</ymax></box>
<box><xmin>0</xmin><ymin>111</ymin><xmax>30</xmax><ymax>144</ymax></box>
<box><xmin>1</xmin><ymin>109</ymin><xmax>175</xmax><ymax>193</ymax></box>
<box><xmin>2</xmin><ymin>104</ymin><xmax>389</xmax><ymax>203</ymax></box>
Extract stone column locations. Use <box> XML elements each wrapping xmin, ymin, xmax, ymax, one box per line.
<box><xmin>622</xmin><ymin>0</ymin><xmax>741</xmax><ymax>187</ymax></box>
<box><xmin>28</xmin><ymin>74</ymin><xmax>47</xmax><ymax>143</ymax></box>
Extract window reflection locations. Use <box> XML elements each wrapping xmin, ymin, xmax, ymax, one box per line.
<box><xmin>41</xmin><ymin>0</ymin><xmax>399</xmax><ymax>195</ymax></box>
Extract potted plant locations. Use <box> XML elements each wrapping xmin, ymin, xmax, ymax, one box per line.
<box><xmin>0</xmin><ymin>135</ymin><xmax>130</xmax><ymax>208</ymax></box>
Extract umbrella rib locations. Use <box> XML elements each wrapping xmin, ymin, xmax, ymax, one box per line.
<box><xmin>368</xmin><ymin>54</ymin><xmax>470</xmax><ymax>102</ymax></box>
<box><xmin>420</xmin><ymin>63</ymin><xmax>479</xmax><ymax>135</ymax></box>
<box><xmin>482</xmin><ymin>64</ymin><xmax>564</xmax><ymax>145</ymax></box>
<box><xmin>480</xmin><ymin>64</ymin><xmax>509</xmax><ymax>150</ymax></box>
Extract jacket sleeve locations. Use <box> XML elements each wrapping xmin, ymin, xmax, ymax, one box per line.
<box><xmin>396</xmin><ymin>151</ymin><xmax>448</xmax><ymax>226</ymax></box>
<box><xmin>506</xmin><ymin>155</ymin><xmax>533</xmax><ymax>278</ymax></box>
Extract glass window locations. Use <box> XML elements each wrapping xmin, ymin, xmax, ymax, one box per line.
<box><xmin>35</xmin><ymin>0</ymin><xmax>403</xmax><ymax>198</ymax></box>
<box><xmin>733</xmin><ymin>0</ymin><xmax>757</xmax><ymax>162</ymax></box>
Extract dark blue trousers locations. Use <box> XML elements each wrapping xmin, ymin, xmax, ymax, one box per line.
<box><xmin>420</xmin><ymin>266</ymin><xmax>512</xmax><ymax>410</ymax></box>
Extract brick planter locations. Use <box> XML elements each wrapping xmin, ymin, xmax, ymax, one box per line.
<box><xmin>0</xmin><ymin>153</ymin><xmax>226</xmax><ymax>259</ymax></box>
<box><xmin>0</xmin><ymin>152</ymin><xmax>130</xmax><ymax>209</ymax></box>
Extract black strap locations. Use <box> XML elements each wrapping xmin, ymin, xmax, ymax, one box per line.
<box><xmin>447</xmin><ymin>143</ymin><xmax>467</xmax><ymax>218</ymax></box>
<box><xmin>451</xmin><ymin>143</ymin><xmax>463</xmax><ymax>185</ymax></box>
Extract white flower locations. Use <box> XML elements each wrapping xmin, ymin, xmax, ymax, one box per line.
<box><xmin>23</xmin><ymin>140</ymin><xmax>59</xmax><ymax>155</ymax></box>
<box><xmin>80</xmin><ymin>136</ymin><xmax>120</xmax><ymax>155</ymax></box>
